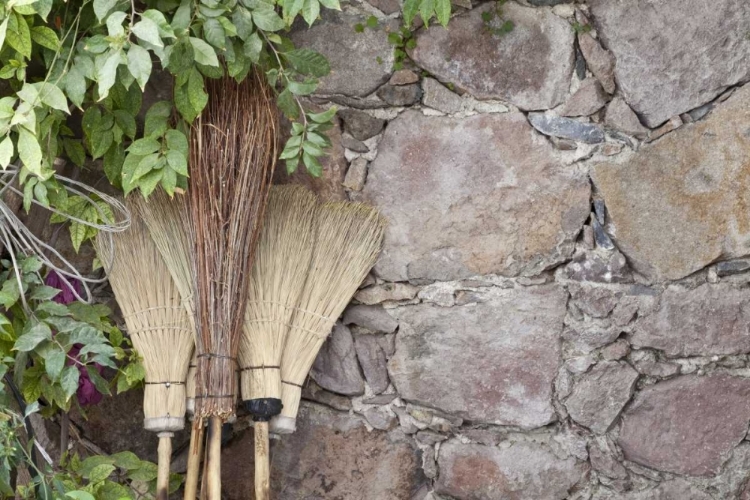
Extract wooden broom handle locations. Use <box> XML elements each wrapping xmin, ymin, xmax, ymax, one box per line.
<box><xmin>157</xmin><ymin>433</ymin><xmax>173</xmax><ymax>500</ymax></box>
<box><xmin>254</xmin><ymin>422</ymin><xmax>270</xmax><ymax>500</ymax></box>
<box><xmin>206</xmin><ymin>416</ymin><xmax>223</xmax><ymax>500</ymax></box>
<box><xmin>184</xmin><ymin>419</ymin><xmax>204</xmax><ymax>500</ymax></box>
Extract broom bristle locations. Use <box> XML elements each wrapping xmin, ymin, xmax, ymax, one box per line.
<box><xmin>131</xmin><ymin>190</ymin><xmax>198</xmax><ymax>413</ymax></box>
<box><xmin>95</xmin><ymin>201</ymin><xmax>193</xmax><ymax>432</ymax></box>
<box><xmin>190</xmin><ymin>70</ymin><xmax>277</xmax><ymax>419</ymax></box>
<box><xmin>239</xmin><ymin>185</ymin><xmax>317</xmax><ymax>407</ymax></box>
<box><xmin>271</xmin><ymin>202</ymin><xmax>385</xmax><ymax>433</ymax></box>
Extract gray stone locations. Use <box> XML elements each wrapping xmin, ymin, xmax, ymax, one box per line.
<box><xmin>390</xmin><ymin>69</ymin><xmax>419</xmax><ymax>85</ymax></box>
<box><xmin>362</xmin><ymin>393</ymin><xmax>397</xmax><ymax>405</ymax></box>
<box><xmin>634</xmin><ymin>360</ymin><xmax>680</xmax><ymax>378</ymax></box>
<box><xmin>338</xmin><ymin>109</ymin><xmax>385</xmax><ymax>141</ymax></box>
<box><xmin>589</xmin><ymin>0</ymin><xmax>750</xmax><ymax>127</ymax></box>
<box><xmin>561</xmin><ymin>78</ymin><xmax>608</xmax><ymax>117</ymax></box>
<box><xmin>436</xmin><ymin>440</ymin><xmax>588</xmax><ymax>500</ymax></box>
<box><xmin>595</xmin><ymin>480</ymin><xmax>712</xmax><ymax>500</ymax></box>
<box><xmin>529</xmin><ymin>0</ymin><xmax>568</xmax><ymax>4</ymax></box>
<box><xmin>592</xmin><ymin>219</ymin><xmax>614</xmax><ymax>250</ymax></box>
<box><xmin>562</xmin><ymin>250</ymin><xmax>631</xmax><ymax>284</ymax></box>
<box><xmin>354</xmin><ymin>334</ymin><xmax>390</xmax><ymax>394</ymax></box>
<box><xmin>563</xmin><ymin>325</ymin><xmax>621</xmax><ymax>354</ymax></box>
<box><xmin>289</xmin><ymin>11</ymin><xmax>395</xmax><ymax>96</ymax></box>
<box><xmin>688</xmin><ymin>102</ymin><xmax>713</xmax><ymax>122</ymax></box>
<box><xmin>310</xmin><ymin>323</ymin><xmax>365</xmax><ymax>396</ymax></box>
<box><xmin>575</xmin><ymin>47</ymin><xmax>586</xmax><ymax>80</ymax></box>
<box><xmin>618</xmin><ymin>374</ymin><xmax>750</xmax><ymax>476</ymax></box>
<box><xmin>528</xmin><ymin>113</ymin><xmax>605</xmax><ymax>144</ymax></box>
<box><xmin>343</xmin><ymin>304</ymin><xmax>398</xmax><ymax>333</ymax></box>
<box><xmin>368</xmin><ymin>0</ymin><xmax>401</xmax><ymax>15</ymax></box>
<box><xmin>422</xmin><ymin>78</ymin><xmax>463</xmax><ymax>114</ymax></box>
<box><xmin>605</xmin><ymin>97</ymin><xmax>648</xmax><ymax>138</ymax></box>
<box><xmin>409</xmin><ymin>3</ymin><xmax>574</xmax><ymax>110</ymax></box>
<box><xmin>591</xmin><ymin>85</ymin><xmax>750</xmax><ymax>282</ymax></box>
<box><xmin>601</xmin><ymin>340</ymin><xmax>631</xmax><ymax>361</ymax></box>
<box><xmin>301</xmin><ymin>379</ymin><xmax>353</xmax><ymax>411</ymax></box>
<box><xmin>363</xmin><ymin>407</ymin><xmax>397</xmax><ymax>430</ymax></box>
<box><xmin>364</xmin><ymin>110</ymin><xmax>590</xmax><ymax>282</ymax></box>
<box><xmin>355</xmin><ymin>283</ymin><xmax>420</xmax><ymax>304</ymax></box>
<box><xmin>389</xmin><ymin>286</ymin><xmax>566</xmax><ymax>428</ymax></box>
<box><xmin>342</xmin><ymin>135</ymin><xmax>369</xmax><ymax>153</ymax></box>
<box><xmin>717</xmin><ymin>259</ymin><xmax>750</xmax><ymax>276</ymax></box>
<box><xmin>376</xmin><ymin>83</ymin><xmax>421</xmax><ymax>106</ymax></box>
<box><xmin>578</xmin><ymin>33</ymin><xmax>616</xmax><ymax>94</ymax></box>
<box><xmin>569</xmin><ymin>284</ymin><xmax>618</xmax><ymax>318</ymax></box>
<box><xmin>343</xmin><ymin>158</ymin><xmax>368</xmax><ymax>191</ymax></box>
<box><xmin>564</xmin><ymin>361</ymin><xmax>638</xmax><ymax>434</ymax></box>
<box><xmin>631</xmin><ymin>284</ymin><xmax>750</xmax><ymax>357</ymax></box>
<box><xmin>590</xmin><ymin>437</ymin><xmax>628</xmax><ymax>480</ymax></box>
<box><xmin>648</xmin><ymin>116</ymin><xmax>683</xmax><ymax>142</ymax></box>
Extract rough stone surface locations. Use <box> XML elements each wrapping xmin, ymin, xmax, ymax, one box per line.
<box><xmin>716</xmin><ymin>259</ymin><xmax>750</xmax><ymax>277</ymax></box>
<box><xmin>410</xmin><ymin>3</ymin><xmax>574</xmax><ymax>109</ymax></box>
<box><xmin>561</xmin><ymin>78</ymin><xmax>608</xmax><ymax>117</ymax></box>
<box><xmin>529</xmin><ymin>113</ymin><xmax>605</xmax><ymax>143</ymax></box>
<box><xmin>339</xmin><ymin>109</ymin><xmax>386</xmax><ymax>141</ymax></box>
<box><xmin>376</xmin><ymin>83</ymin><xmax>422</xmax><ymax>106</ymax></box>
<box><xmin>590</xmin><ymin>437</ymin><xmax>628</xmax><ymax>479</ymax></box>
<box><xmin>343</xmin><ymin>304</ymin><xmax>398</xmax><ymax>333</ymax></box>
<box><xmin>343</xmin><ymin>157</ymin><xmax>368</xmax><ymax>191</ymax></box>
<box><xmin>222</xmin><ymin>403</ymin><xmax>426</xmax><ymax>499</ymax></box>
<box><xmin>562</xmin><ymin>250</ymin><xmax>631</xmax><ymax>283</ymax></box>
<box><xmin>364</xmin><ymin>110</ymin><xmax>590</xmax><ymax>282</ymax></box>
<box><xmin>618</xmin><ymin>374</ymin><xmax>750</xmax><ymax>476</ymax></box>
<box><xmin>355</xmin><ymin>283</ymin><xmax>420</xmax><ymax>304</ymax></box>
<box><xmin>578</xmin><ymin>33</ymin><xmax>616</xmax><ymax>94</ymax></box>
<box><xmin>389</xmin><ymin>286</ymin><xmax>566</xmax><ymax>428</ymax></box>
<box><xmin>595</xmin><ymin>480</ymin><xmax>712</xmax><ymax>500</ymax></box>
<box><xmin>289</xmin><ymin>11</ymin><xmax>395</xmax><ymax>96</ymax></box>
<box><xmin>422</xmin><ymin>78</ymin><xmax>464</xmax><ymax>114</ymax></box>
<box><xmin>390</xmin><ymin>69</ymin><xmax>419</xmax><ymax>85</ymax></box>
<box><xmin>631</xmin><ymin>284</ymin><xmax>750</xmax><ymax>357</ymax></box>
<box><xmin>310</xmin><ymin>323</ymin><xmax>365</xmax><ymax>396</ymax></box>
<box><xmin>591</xmin><ymin>85</ymin><xmax>750</xmax><ymax>282</ymax></box>
<box><xmin>589</xmin><ymin>0</ymin><xmax>750</xmax><ymax>127</ymax></box>
<box><xmin>436</xmin><ymin>440</ymin><xmax>587</xmax><ymax>500</ymax></box>
<box><xmin>564</xmin><ymin>361</ymin><xmax>638</xmax><ymax>434</ymax></box>
<box><xmin>605</xmin><ymin>97</ymin><xmax>648</xmax><ymax>138</ymax></box>
<box><xmin>354</xmin><ymin>334</ymin><xmax>390</xmax><ymax>394</ymax></box>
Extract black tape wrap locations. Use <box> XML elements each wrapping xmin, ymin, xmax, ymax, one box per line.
<box><xmin>245</xmin><ymin>398</ymin><xmax>283</xmax><ymax>422</ymax></box>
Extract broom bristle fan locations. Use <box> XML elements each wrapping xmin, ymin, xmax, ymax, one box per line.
<box><xmin>239</xmin><ymin>185</ymin><xmax>317</xmax><ymax>499</ymax></box>
<box><xmin>189</xmin><ymin>70</ymin><xmax>277</xmax><ymax>499</ymax></box>
<box><xmin>270</xmin><ymin>202</ymin><xmax>386</xmax><ymax>434</ymax></box>
<box><xmin>95</xmin><ymin>201</ymin><xmax>193</xmax><ymax>500</ymax></box>
<box><xmin>130</xmin><ymin>191</ymin><xmax>203</xmax><ymax>500</ymax></box>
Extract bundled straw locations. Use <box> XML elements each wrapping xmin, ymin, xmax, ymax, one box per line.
<box><xmin>189</xmin><ymin>70</ymin><xmax>277</xmax><ymax>499</ymax></box>
<box><xmin>130</xmin><ymin>191</ymin><xmax>202</xmax><ymax>500</ymax></box>
<box><xmin>271</xmin><ymin>202</ymin><xmax>385</xmax><ymax>434</ymax></box>
<box><xmin>239</xmin><ymin>185</ymin><xmax>317</xmax><ymax>499</ymax></box>
<box><xmin>95</xmin><ymin>202</ymin><xmax>193</xmax><ymax>499</ymax></box>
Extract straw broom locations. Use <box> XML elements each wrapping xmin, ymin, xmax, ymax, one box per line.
<box><xmin>130</xmin><ymin>191</ymin><xmax>204</xmax><ymax>500</ymax></box>
<box><xmin>270</xmin><ymin>202</ymin><xmax>385</xmax><ymax>435</ymax></box>
<box><xmin>189</xmin><ymin>70</ymin><xmax>277</xmax><ymax>499</ymax></box>
<box><xmin>239</xmin><ymin>185</ymin><xmax>317</xmax><ymax>499</ymax></box>
<box><xmin>95</xmin><ymin>202</ymin><xmax>193</xmax><ymax>500</ymax></box>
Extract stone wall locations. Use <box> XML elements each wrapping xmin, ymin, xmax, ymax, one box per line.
<box><xmin>78</xmin><ymin>0</ymin><xmax>750</xmax><ymax>499</ymax></box>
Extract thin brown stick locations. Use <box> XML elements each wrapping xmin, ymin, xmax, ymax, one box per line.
<box><xmin>183</xmin><ymin>418</ymin><xmax>204</xmax><ymax>500</ymax></box>
<box><xmin>254</xmin><ymin>422</ymin><xmax>270</xmax><ymax>500</ymax></box>
<box><xmin>156</xmin><ymin>433</ymin><xmax>172</xmax><ymax>500</ymax></box>
<box><xmin>205</xmin><ymin>417</ymin><xmax>222</xmax><ymax>500</ymax></box>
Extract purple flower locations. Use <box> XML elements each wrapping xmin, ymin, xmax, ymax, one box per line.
<box><xmin>45</xmin><ymin>271</ymin><xmax>104</xmax><ymax>407</ymax></box>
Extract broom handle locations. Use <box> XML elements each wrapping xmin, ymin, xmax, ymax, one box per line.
<box><xmin>157</xmin><ymin>433</ymin><xmax>173</xmax><ymax>500</ymax></box>
<box><xmin>254</xmin><ymin>422</ymin><xmax>270</xmax><ymax>500</ymax></box>
<box><xmin>184</xmin><ymin>419</ymin><xmax>204</xmax><ymax>500</ymax></box>
<box><xmin>206</xmin><ymin>416</ymin><xmax>222</xmax><ymax>500</ymax></box>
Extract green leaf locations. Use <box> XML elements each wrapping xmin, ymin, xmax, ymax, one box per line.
<box><xmin>110</xmin><ymin>451</ymin><xmax>142</xmax><ymax>470</ymax></box>
<box><xmin>161</xmin><ymin>162</ymin><xmax>177</xmax><ymax>195</ymax></box>
<box><xmin>318</xmin><ymin>0</ymin><xmax>341</xmax><ymax>9</ymax></box>
<box><xmin>243</xmin><ymin>32</ymin><xmax>263</xmax><ymax>63</ymax></box>
<box><xmin>307</xmin><ymin>106</ymin><xmax>337</xmax><ymax>123</ymax></box>
<box><xmin>30</xmin><ymin>26</ymin><xmax>59</xmax><ymax>50</ymax></box>
<box><xmin>287</xmin><ymin>79</ymin><xmax>317</xmax><ymax>96</ymax></box>
<box><xmin>0</xmin><ymin>136</ymin><xmax>13</xmax><ymax>169</ymax></box>
<box><xmin>282</xmin><ymin>48</ymin><xmax>330</xmax><ymax>77</ymax></box>
<box><xmin>189</xmin><ymin>37</ymin><xmax>219</xmax><ymax>67</ymax></box>
<box><xmin>63</xmin><ymin>66</ymin><xmax>87</xmax><ymax>109</ymax></box>
<box><xmin>79</xmin><ymin>456</ymin><xmax>115</xmax><ymax>477</ymax></box>
<box><xmin>68</xmin><ymin>326</ymin><xmax>107</xmax><ymax>345</ymax></box>
<box><xmin>90</xmin><ymin>129</ymin><xmax>114</xmax><ymax>160</ymax></box>
<box><xmin>276</xmin><ymin>88</ymin><xmax>299</xmax><ymax>119</ymax></box>
<box><xmin>29</xmin><ymin>285</ymin><xmax>60</xmax><ymax>301</ymax></box>
<box><xmin>301</xmin><ymin>0</ymin><xmax>320</xmax><ymax>27</ymax></box>
<box><xmin>132</xmin><ymin>17</ymin><xmax>163</xmax><ymax>47</ymax></box>
<box><xmin>233</xmin><ymin>7</ymin><xmax>254</xmax><ymax>40</ymax></box>
<box><xmin>105</xmin><ymin>11</ymin><xmax>127</xmax><ymax>37</ymax></box>
<box><xmin>172</xmin><ymin>0</ymin><xmax>192</xmax><ymax>32</ymax></box>
<box><xmin>85</xmin><ymin>365</ymin><xmax>111</xmax><ymax>395</ymax></box>
<box><xmin>14</xmin><ymin>322</ymin><xmax>52</xmax><ymax>352</ymax></box>
<box><xmin>36</xmin><ymin>301</ymin><xmax>68</xmax><ymax>316</ymax></box>
<box><xmin>253</xmin><ymin>5</ymin><xmax>286</xmax><ymax>32</ymax></box>
<box><xmin>434</xmin><ymin>0</ymin><xmax>450</xmax><ymax>26</ymax></box>
<box><xmin>66</xmin><ymin>491</ymin><xmax>95</xmax><ymax>500</ymax></box>
<box><xmin>302</xmin><ymin>140</ymin><xmax>324</xmax><ymax>157</ymax></box>
<box><xmin>131</xmin><ymin>153</ymin><xmax>160</xmax><ymax>183</ymax></box>
<box><xmin>7</xmin><ymin>13</ymin><xmax>31</xmax><ymax>58</ymax></box>
<box><xmin>127</xmin><ymin>137</ymin><xmax>160</xmax><ymax>155</ymax></box>
<box><xmin>43</xmin><ymin>348</ymin><xmax>66</xmax><ymax>379</ymax></box>
<box><xmin>127</xmin><ymin>43</ymin><xmax>152</xmax><ymax>91</ymax></box>
<box><xmin>113</xmin><ymin>110</ymin><xmax>136</xmax><ymax>140</ymax></box>
<box><xmin>17</xmin><ymin>128</ymin><xmax>42</xmax><ymax>177</ymax></box>
<box><xmin>128</xmin><ymin>462</ymin><xmax>158</xmax><ymax>482</ymax></box>
<box><xmin>93</xmin><ymin>0</ymin><xmax>118</xmax><ymax>21</ymax></box>
<box><xmin>138</xmin><ymin>168</ymin><xmax>163</xmax><ymax>197</ymax></box>
<box><xmin>61</xmin><ymin>365</ymin><xmax>80</xmax><ymax>399</ymax></box>
<box><xmin>403</xmin><ymin>0</ymin><xmax>419</xmax><ymax>27</ymax></box>
<box><xmin>63</xmin><ymin>138</ymin><xmax>86</xmax><ymax>166</ymax></box>
<box><xmin>88</xmin><ymin>463</ymin><xmax>115</xmax><ymax>484</ymax></box>
<box><xmin>420</xmin><ymin>0</ymin><xmax>434</xmax><ymax>25</ymax></box>
<box><xmin>187</xmin><ymin>66</ymin><xmax>208</xmax><ymax>114</ymax></box>
<box><xmin>103</xmin><ymin>143</ymin><xmax>125</xmax><ymax>187</ymax></box>
<box><xmin>165</xmin><ymin>129</ymin><xmax>188</xmax><ymax>156</ymax></box>
<box><xmin>303</xmin><ymin>150</ymin><xmax>322</xmax><ymax>176</ymax></box>
<box><xmin>165</xmin><ymin>150</ymin><xmax>187</xmax><ymax>176</ymax></box>
<box><xmin>0</xmin><ymin>18</ymin><xmax>9</xmax><ymax>52</ymax></box>
<box><xmin>167</xmin><ymin>36</ymin><xmax>194</xmax><ymax>75</ymax></box>
<box><xmin>96</xmin><ymin>50</ymin><xmax>122</xmax><ymax>101</ymax></box>
<box><xmin>22</xmin><ymin>255</ymin><xmax>43</xmax><ymax>272</ymax></box>
<box><xmin>34</xmin><ymin>82</ymin><xmax>69</xmax><ymax>113</ymax></box>
<box><xmin>141</xmin><ymin>10</ymin><xmax>175</xmax><ymax>39</ymax></box>
<box><xmin>69</xmin><ymin>222</ymin><xmax>87</xmax><ymax>252</ymax></box>
<box><xmin>144</xmin><ymin>101</ymin><xmax>172</xmax><ymax>137</ymax></box>
<box><xmin>203</xmin><ymin>18</ymin><xmax>226</xmax><ymax>49</ymax></box>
